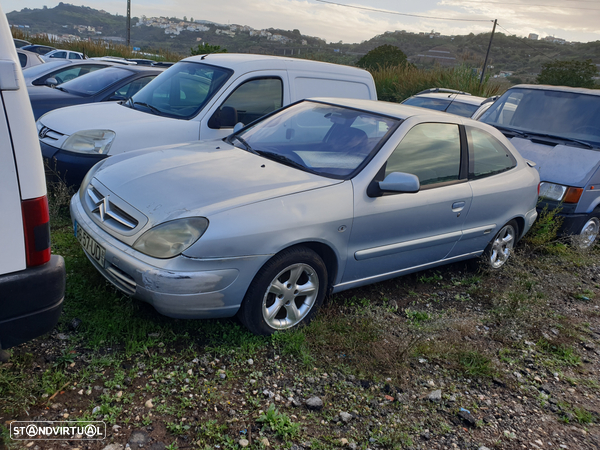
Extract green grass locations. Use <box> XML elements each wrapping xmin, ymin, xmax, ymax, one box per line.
<box><xmin>457</xmin><ymin>351</ymin><xmax>495</xmax><ymax>377</ymax></box>
<box><xmin>257</xmin><ymin>403</ymin><xmax>301</xmax><ymax>440</ymax></box>
<box><xmin>537</xmin><ymin>339</ymin><xmax>581</xmax><ymax>367</ymax></box>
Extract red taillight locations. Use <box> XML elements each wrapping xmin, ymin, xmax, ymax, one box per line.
<box><xmin>21</xmin><ymin>196</ymin><xmax>51</xmax><ymax>267</ymax></box>
<box><xmin>537</xmin><ymin>183</ymin><xmax>540</xmax><ymax>196</ymax></box>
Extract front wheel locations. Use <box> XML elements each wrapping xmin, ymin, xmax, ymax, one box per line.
<box><xmin>485</xmin><ymin>220</ymin><xmax>518</xmax><ymax>269</ymax></box>
<box><xmin>238</xmin><ymin>246</ymin><xmax>328</xmax><ymax>335</ymax></box>
<box><xmin>575</xmin><ymin>216</ymin><xmax>599</xmax><ymax>249</ymax></box>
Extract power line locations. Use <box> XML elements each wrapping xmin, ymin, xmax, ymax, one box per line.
<box><xmin>496</xmin><ymin>23</ymin><xmax>557</xmax><ymax>61</ymax></box>
<box><xmin>445</xmin><ymin>0</ymin><xmax>600</xmax><ymax>11</ymax></box>
<box><xmin>315</xmin><ymin>0</ymin><xmax>493</xmax><ymax>22</ymax></box>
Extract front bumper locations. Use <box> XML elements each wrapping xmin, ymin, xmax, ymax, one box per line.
<box><xmin>70</xmin><ymin>194</ymin><xmax>270</xmax><ymax>319</ymax></box>
<box><xmin>536</xmin><ymin>199</ymin><xmax>596</xmax><ymax>236</ymax></box>
<box><xmin>41</xmin><ymin>140</ymin><xmax>108</xmax><ymax>187</ymax></box>
<box><xmin>0</xmin><ymin>255</ymin><xmax>65</xmax><ymax>349</ymax></box>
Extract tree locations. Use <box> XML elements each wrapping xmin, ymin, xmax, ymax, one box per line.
<box><xmin>183</xmin><ymin>16</ymin><xmax>187</xmax><ymax>22</ymax></box>
<box><xmin>356</xmin><ymin>44</ymin><xmax>407</xmax><ymax>70</ymax></box>
<box><xmin>536</xmin><ymin>59</ymin><xmax>598</xmax><ymax>88</ymax></box>
<box><xmin>190</xmin><ymin>43</ymin><xmax>228</xmax><ymax>56</ymax></box>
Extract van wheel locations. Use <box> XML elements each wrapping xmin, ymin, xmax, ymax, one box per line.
<box><xmin>485</xmin><ymin>220</ymin><xmax>518</xmax><ymax>269</ymax></box>
<box><xmin>576</xmin><ymin>216</ymin><xmax>599</xmax><ymax>249</ymax></box>
<box><xmin>238</xmin><ymin>246</ymin><xmax>327</xmax><ymax>335</ymax></box>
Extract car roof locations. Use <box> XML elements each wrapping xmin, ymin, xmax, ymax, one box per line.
<box><xmin>509</xmin><ymin>83</ymin><xmax>600</xmax><ymax>97</ymax></box>
<box><xmin>308</xmin><ymin>97</ymin><xmax>475</xmax><ymax>121</ymax></box>
<box><xmin>182</xmin><ymin>53</ymin><xmax>371</xmax><ymax>77</ymax></box>
<box><xmin>406</xmin><ymin>92</ymin><xmax>488</xmax><ymax>106</ymax></box>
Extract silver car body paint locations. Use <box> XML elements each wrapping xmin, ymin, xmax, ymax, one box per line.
<box><xmin>70</xmin><ymin>98</ymin><xmax>539</xmax><ymax>319</ymax></box>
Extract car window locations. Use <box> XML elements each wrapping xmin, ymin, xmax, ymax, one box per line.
<box><xmin>59</xmin><ymin>67</ymin><xmax>132</xmax><ymax>96</ymax></box>
<box><xmin>237</xmin><ymin>100</ymin><xmax>399</xmax><ymax>179</ymax></box>
<box><xmin>50</xmin><ymin>51</ymin><xmax>67</xmax><ymax>59</ymax></box>
<box><xmin>403</xmin><ymin>97</ymin><xmax>451</xmax><ymax>111</ymax></box>
<box><xmin>130</xmin><ymin>61</ymin><xmax>233</xmax><ymax>120</ymax></box>
<box><xmin>18</xmin><ymin>52</ymin><xmax>27</xmax><ymax>68</ymax></box>
<box><xmin>446</xmin><ymin>101</ymin><xmax>479</xmax><ymax>117</ymax></box>
<box><xmin>386</xmin><ymin>123</ymin><xmax>461</xmax><ymax>186</ymax></box>
<box><xmin>52</xmin><ymin>64</ymin><xmax>106</xmax><ymax>84</ymax></box>
<box><xmin>111</xmin><ymin>76</ymin><xmax>156</xmax><ymax>100</ymax></box>
<box><xmin>467</xmin><ymin>127</ymin><xmax>516</xmax><ymax>179</ymax></box>
<box><xmin>209</xmin><ymin>78</ymin><xmax>283</xmax><ymax>129</ymax></box>
<box><xmin>68</xmin><ymin>53</ymin><xmax>82</xmax><ymax>60</ymax></box>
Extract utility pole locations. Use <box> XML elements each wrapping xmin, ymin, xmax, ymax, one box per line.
<box><xmin>480</xmin><ymin>19</ymin><xmax>497</xmax><ymax>85</ymax></box>
<box><xmin>126</xmin><ymin>0</ymin><xmax>131</xmax><ymax>47</ymax></box>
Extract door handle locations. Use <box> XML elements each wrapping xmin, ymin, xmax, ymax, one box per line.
<box><xmin>452</xmin><ymin>201</ymin><xmax>466</xmax><ymax>212</ymax></box>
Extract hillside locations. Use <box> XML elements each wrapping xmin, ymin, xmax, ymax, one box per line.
<box><xmin>7</xmin><ymin>3</ymin><xmax>600</xmax><ymax>82</ymax></box>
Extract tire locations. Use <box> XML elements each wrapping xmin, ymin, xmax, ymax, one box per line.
<box><xmin>575</xmin><ymin>216</ymin><xmax>599</xmax><ymax>249</ymax></box>
<box><xmin>484</xmin><ymin>220</ymin><xmax>518</xmax><ymax>269</ymax></box>
<box><xmin>238</xmin><ymin>246</ymin><xmax>328</xmax><ymax>335</ymax></box>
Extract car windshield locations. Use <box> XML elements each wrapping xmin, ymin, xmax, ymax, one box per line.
<box><xmin>231</xmin><ymin>101</ymin><xmax>400</xmax><ymax>179</ymax></box>
<box><xmin>58</xmin><ymin>67</ymin><xmax>132</xmax><ymax>96</ymax></box>
<box><xmin>480</xmin><ymin>87</ymin><xmax>600</xmax><ymax>147</ymax></box>
<box><xmin>129</xmin><ymin>61</ymin><xmax>233</xmax><ymax>119</ymax></box>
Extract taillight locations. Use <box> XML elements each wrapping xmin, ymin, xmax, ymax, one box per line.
<box><xmin>21</xmin><ymin>196</ymin><xmax>51</xmax><ymax>267</ymax></box>
<box><xmin>537</xmin><ymin>183</ymin><xmax>540</xmax><ymax>196</ymax></box>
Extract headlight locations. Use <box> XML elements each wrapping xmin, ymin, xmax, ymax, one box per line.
<box><xmin>539</xmin><ymin>182</ymin><xmax>567</xmax><ymax>201</ymax></box>
<box><xmin>539</xmin><ymin>182</ymin><xmax>583</xmax><ymax>204</ymax></box>
<box><xmin>62</xmin><ymin>129</ymin><xmax>116</xmax><ymax>154</ymax></box>
<box><xmin>133</xmin><ymin>218</ymin><xmax>209</xmax><ymax>259</ymax></box>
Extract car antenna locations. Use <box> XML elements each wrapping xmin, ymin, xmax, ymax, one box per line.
<box><xmin>201</xmin><ymin>54</ymin><xmax>208</xmax><ymax>60</ymax></box>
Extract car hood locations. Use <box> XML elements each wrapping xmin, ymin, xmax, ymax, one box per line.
<box><xmin>510</xmin><ymin>137</ymin><xmax>600</xmax><ymax>187</ymax></box>
<box><xmin>28</xmin><ymin>85</ymin><xmax>82</xmax><ymax>102</ymax></box>
<box><xmin>93</xmin><ymin>141</ymin><xmax>342</xmax><ymax>226</ymax></box>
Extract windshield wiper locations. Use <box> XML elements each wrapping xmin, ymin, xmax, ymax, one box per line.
<box><xmin>133</xmin><ymin>101</ymin><xmax>162</xmax><ymax>115</ymax></box>
<box><xmin>54</xmin><ymin>85</ymin><xmax>68</xmax><ymax>93</ymax></box>
<box><xmin>524</xmin><ymin>132</ymin><xmax>594</xmax><ymax>149</ymax></box>
<box><xmin>255</xmin><ymin>150</ymin><xmax>312</xmax><ymax>172</ymax></box>
<box><xmin>492</xmin><ymin>125</ymin><xmax>527</xmax><ymax>139</ymax></box>
<box><xmin>229</xmin><ymin>135</ymin><xmax>258</xmax><ymax>155</ymax></box>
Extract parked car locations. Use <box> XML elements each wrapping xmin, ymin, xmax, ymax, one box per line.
<box><xmin>21</xmin><ymin>44</ymin><xmax>55</xmax><ymax>55</ymax></box>
<box><xmin>17</xmin><ymin>48</ymin><xmax>44</xmax><ymax>69</ymax></box>
<box><xmin>70</xmin><ymin>98</ymin><xmax>539</xmax><ymax>335</ymax></box>
<box><xmin>479</xmin><ymin>84</ymin><xmax>600</xmax><ymax>247</ymax></box>
<box><xmin>89</xmin><ymin>56</ymin><xmax>137</xmax><ymax>65</ymax></box>
<box><xmin>0</xmin><ymin>6</ymin><xmax>65</xmax><ymax>357</ymax></box>
<box><xmin>13</xmin><ymin>38</ymin><xmax>31</xmax><ymax>48</ymax></box>
<box><xmin>41</xmin><ymin>49</ymin><xmax>86</xmax><ymax>62</ymax></box>
<box><xmin>29</xmin><ymin>64</ymin><xmax>164</xmax><ymax>120</ymax></box>
<box><xmin>37</xmin><ymin>53</ymin><xmax>377</xmax><ymax>186</ymax></box>
<box><xmin>23</xmin><ymin>59</ymin><xmax>119</xmax><ymax>87</ymax></box>
<box><xmin>401</xmin><ymin>88</ymin><xmax>489</xmax><ymax>118</ymax></box>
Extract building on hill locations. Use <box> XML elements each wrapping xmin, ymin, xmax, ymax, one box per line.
<box><xmin>528</xmin><ymin>33</ymin><xmax>539</xmax><ymax>40</ymax></box>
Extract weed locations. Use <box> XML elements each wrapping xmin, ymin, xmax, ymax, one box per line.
<box><xmin>458</xmin><ymin>351</ymin><xmax>494</xmax><ymax>377</ymax></box>
<box><xmin>523</xmin><ymin>206</ymin><xmax>563</xmax><ymax>250</ymax></box>
<box><xmin>418</xmin><ymin>272</ymin><xmax>443</xmax><ymax>284</ymax></box>
<box><xmin>405</xmin><ymin>309</ymin><xmax>431</xmax><ymax>326</ymax></box>
<box><xmin>257</xmin><ymin>403</ymin><xmax>300</xmax><ymax>439</ymax></box>
<box><xmin>166</xmin><ymin>421</ymin><xmax>191</xmax><ymax>435</ymax></box>
<box><xmin>537</xmin><ymin>339</ymin><xmax>581</xmax><ymax>367</ymax></box>
<box><xmin>272</xmin><ymin>329</ymin><xmax>314</xmax><ymax>368</ymax></box>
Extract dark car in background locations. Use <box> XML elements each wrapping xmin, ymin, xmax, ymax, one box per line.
<box><xmin>21</xmin><ymin>44</ymin><xmax>55</xmax><ymax>55</ymax></box>
<box><xmin>29</xmin><ymin>64</ymin><xmax>164</xmax><ymax>119</ymax></box>
<box><xmin>479</xmin><ymin>84</ymin><xmax>600</xmax><ymax>247</ymax></box>
<box><xmin>402</xmin><ymin>88</ymin><xmax>489</xmax><ymax>118</ymax></box>
<box><xmin>23</xmin><ymin>59</ymin><xmax>118</xmax><ymax>87</ymax></box>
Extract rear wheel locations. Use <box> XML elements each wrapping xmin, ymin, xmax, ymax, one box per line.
<box><xmin>485</xmin><ymin>220</ymin><xmax>518</xmax><ymax>269</ymax></box>
<box><xmin>238</xmin><ymin>246</ymin><xmax>327</xmax><ymax>335</ymax></box>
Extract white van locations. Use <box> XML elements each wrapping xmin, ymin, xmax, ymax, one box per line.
<box><xmin>36</xmin><ymin>53</ymin><xmax>377</xmax><ymax>185</ymax></box>
<box><xmin>0</xmin><ymin>6</ymin><xmax>65</xmax><ymax>358</ymax></box>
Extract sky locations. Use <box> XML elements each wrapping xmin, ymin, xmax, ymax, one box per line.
<box><xmin>2</xmin><ymin>0</ymin><xmax>600</xmax><ymax>44</ymax></box>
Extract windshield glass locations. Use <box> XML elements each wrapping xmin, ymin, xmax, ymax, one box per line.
<box><xmin>130</xmin><ymin>61</ymin><xmax>233</xmax><ymax>119</ymax></box>
<box><xmin>59</xmin><ymin>67</ymin><xmax>132</xmax><ymax>96</ymax></box>
<box><xmin>233</xmin><ymin>101</ymin><xmax>400</xmax><ymax>179</ymax></box>
<box><xmin>480</xmin><ymin>87</ymin><xmax>600</xmax><ymax>147</ymax></box>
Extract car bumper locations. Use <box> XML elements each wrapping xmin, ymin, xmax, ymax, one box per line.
<box><xmin>70</xmin><ymin>195</ymin><xmax>270</xmax><ymax>319</ymax></box>
<box><xmin>0</xmin><ymin>255</ymin><xmax>65</xmax><ymax>349</ymax></box>
<box><xmin>41</xmin><ymin>140</ymin><xmax>108</xmax><ymax>187</ymax></box>
<box><xmin>536</xmin><ymin>200</ymin><xmax>595</xmax><ymax>236</ymax></box>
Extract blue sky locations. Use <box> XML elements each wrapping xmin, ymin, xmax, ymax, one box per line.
<box><xmin>2</xmin><ymin>0</ymin><xmax>599</xmax><ymax>43</ymax></box>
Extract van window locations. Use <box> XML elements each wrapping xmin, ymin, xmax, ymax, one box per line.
<box><xmin>295</xmin><ymin>77</ymin><xmax>370</xmax><ymax>100</ymax></box>
<box><xmin>208</xmin><ymin>78</ymin><xmax>283</xmax><ymax>129</ymax></box>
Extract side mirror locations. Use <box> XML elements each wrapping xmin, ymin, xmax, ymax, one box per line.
<box><xmin>45</xmin><ymin>77</ymin><xmax>58</xmax><ymax>87</ymax></box>
<box><xmin>233</xmin><ymin>122</ymin><xmax>244</xmax><ymax>133</ymax></box>
<box><xmin>208</xmin><ymin>106</ymin><xmax>238</xmax><ymax>129</ymax></box>
<box><xmin>379</xmin><ymin>172</ymin><xmax>420</xmax><ymax>193</ymax></box>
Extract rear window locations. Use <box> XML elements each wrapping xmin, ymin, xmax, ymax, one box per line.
<box><xmin>59</xmin><ymin>67</ymin><xmax>132</xmax><ymax>96</ymax></box>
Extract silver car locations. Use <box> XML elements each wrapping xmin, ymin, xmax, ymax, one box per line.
<box><xmin>70</xmin><ymin>99</ymin><xmax>540</xmax><ymax>335</ymax></box>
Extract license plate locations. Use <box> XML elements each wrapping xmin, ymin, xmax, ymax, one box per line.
<box><xmin>75</xmin><ymin>221</ymin><xmax>106</xmax><ymax>267</ymax></box>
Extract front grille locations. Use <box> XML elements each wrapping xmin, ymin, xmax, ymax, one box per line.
<box><xmin>87</xmin><ymin>185</ymin><xmax>138</xmax><ymax>232</ymax></box>
<box><xmin>38</xmin><ymin>126</ymin><xmax>63</xmax><ymax>141</ymax></box>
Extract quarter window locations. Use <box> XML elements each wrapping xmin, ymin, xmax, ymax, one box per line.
<box><xmin>208</xmin><ymin>78</ymin><xmax>283</xmax><ymax>129</ymax></box>
<box><xmin>467</xmin><ymin>127</ymin><xmax>516</xmax><ymax>179</ymax></box>
<box><xmin>385</xmin><ymin>123</ymin><xmax>461</xmax><ymax>187</ymax></box>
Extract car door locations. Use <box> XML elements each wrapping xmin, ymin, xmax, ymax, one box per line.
<box><xmin>200</xmin><ymin>72</ymin><xmax>287</xmax><ymax>141</ymax></box>
<box><xmin>448</xmin><ymin>125</ymin><xmax>519</xmax><ymax>257</ymax></box>
<box><xmin>342</xmin><ymin>120</ymin><xmax>472</xmax><ymax>284</ymax></box>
